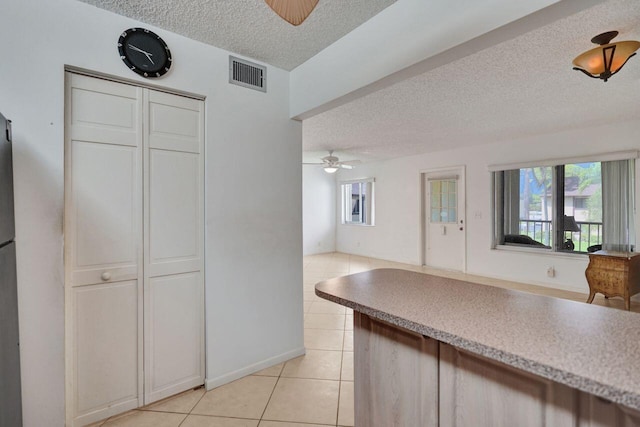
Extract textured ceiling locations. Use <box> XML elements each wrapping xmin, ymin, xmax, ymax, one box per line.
<box><xmin>303</xmin><ymin>0</ymin><xmax>640</xmax><ymax>162</ymax></box>
<box><xmin>75</xmin><ymin>0</ymin><xmax>640</xmax><ymax>164</ymax></box>
<box><xmin>77</xmin><ymin>0</ymin><xmax>396</xmax><ymax>70</ymax></box>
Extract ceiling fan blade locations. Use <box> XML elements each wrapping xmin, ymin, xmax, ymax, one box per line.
<box><xmin>304</xmin><ymin>151</ymin><xmax>361</xmax><ymax>169</ymax></box>
<box><xmin>265</xmin><ymin>0</ymin><xmax>319</xmax><ymax>26</ymax></box>
<box><xmin>339</xmin><ymin>160</ymin><xmax>362</xmax><ymax>166</ymax></box>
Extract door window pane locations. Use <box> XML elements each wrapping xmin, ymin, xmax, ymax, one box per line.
<box><xmin>430</xmin><ymin>179</ymin><xmax>457</xmax><ymax>223</ymax></box>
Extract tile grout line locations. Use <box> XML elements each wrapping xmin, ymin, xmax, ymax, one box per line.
<box><xmin>309</xmin><ymin>264</ymin><xmax>348</xmax><ymax>427</ymax></box>
<box><xmin>335</xmin><ymin>282</ymin><xmax>347</xmax><ymax>427</ymax></box>
<box><xmin>176</xmin><ymin>385</ymin><xmax>208</xmax><ymax>426</ymax></box>
<box><xmin>257</xmin><ymin>349</ymin><xmax>285</xmax><ymax>423</ymax></box>
<box><xmin>337</xmin><ymin>259</ymin><xmax>354</xmax><ymax>426</ymax></box>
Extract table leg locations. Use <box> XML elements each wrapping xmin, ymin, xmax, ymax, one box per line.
<box><xmin>625</xmin><ymin>297</ymin><xmax>631</xmax><ymax>311</ymax></box>
<box><xmin>586</xmin><ymin>291</ymin><xmax>595</xmax><ymax>304</ymax></box>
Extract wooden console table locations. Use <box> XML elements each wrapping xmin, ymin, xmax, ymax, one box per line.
<box><xmin>585</xmin><ymin>250</ymin><xmax>640</xmax><ymax>310</ymax></box>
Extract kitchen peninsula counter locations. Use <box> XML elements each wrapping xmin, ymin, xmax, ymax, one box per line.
<box><xmin>315</xmin><ymin>268</ymin><xmax>640</xmax><ymax>426</ymax></box>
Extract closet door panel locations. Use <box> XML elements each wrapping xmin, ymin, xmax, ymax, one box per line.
<box><xmin>69</xmin><ymin>141</ymin><xmax>140</xmax><ymax>286</ymax></box>
<box><xmin>148</xmin><ymin>90</ymin><xmax>202</xmax><ymax>153</ymax></box>
<box><xmin>143</xmin><ymin>88</ymin><xmax>204</xmax><ymax>405</ymax></box>
<box><xmin>147</xmin><ymin>272</ymin><xmax>204</xmax><ymax>402</ymax></box>
<box><xmin>69</xmin><ymin>74</ymin><xmax>139</xmax><ymax>147</ymax></box>
<box><xmin>73</xmin><ymin>281</ymin><xmax>139</xmax><ymax>417</ymax></box>
<box><xmin>65</xmin><ymin>72</ymin><xmax>143</xmax><ymax>427</ymax></box>
<box><xmin>148</xmin><ymin>149</ymin><xmax>201</xmax><ymax>276</ymax></box>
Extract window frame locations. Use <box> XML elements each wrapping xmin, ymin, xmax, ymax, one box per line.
<box><xmin>490</xmin><ymin>151</ymin><xmax>637</xmax><ymax>254</ymax></box>
<box><xmin>340</xmin><ymin>178</ymin><xmax>375</xmax><ymax>226</ymax></box>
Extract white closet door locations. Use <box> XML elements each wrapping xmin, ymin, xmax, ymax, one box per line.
<box><xmin>143</xmin><ymin>89</ymin><xmax>205</xmax><ymax>404</ymax></box>
<box><xmin>65</xmin><ymin>73</ymin><xmax>143</xmax><ymax>426</ymax></box>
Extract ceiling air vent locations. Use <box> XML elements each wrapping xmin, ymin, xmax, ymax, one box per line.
<box><xmin>229</xmin><ymin>56</ymin><xmax>266</xmax><ymax>93</ymax></box>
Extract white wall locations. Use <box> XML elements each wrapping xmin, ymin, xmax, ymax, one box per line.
<box><xmin>336</xmin><ymin>120</ymin><xmax>640</xmax><ymax>293</ymax></box>
<box><xmin>303</xmin><ymin>165</ymin><xmax>336</xmax><ymax>255</ymax></box>
<box><xmin>0</xmin><ymin>1</ymin><xmax>302</xmax><ymax>425</ymax></box>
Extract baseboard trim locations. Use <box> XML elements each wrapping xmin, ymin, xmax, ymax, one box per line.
<box><xmin>205</xmin><ymin>346</ymin><xmax>306</xmax><ymax>390</ymax></box>
<box><xmin>335</xmin><ymin>249</ymin><xmax>419</xmax><ymax>266</ymax></box>
<box><xmin>73</xmin><ymin>397</ymin><xmax>139</xmax><ymax>427</ymax></box>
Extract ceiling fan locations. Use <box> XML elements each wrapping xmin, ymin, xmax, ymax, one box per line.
<box><xmin>265</xmin><ymin>0</ymin><xmax>319</xmax><ymax>26</ymax></box>
<box><xmin>303</xmin><ymin>151</ymin><xmax>361</xmax><ymax>174</ymax></box>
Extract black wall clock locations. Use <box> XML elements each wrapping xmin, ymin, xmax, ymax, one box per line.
<box><xmin>118</xmin><ymin>28</ymin><xmax>172</xmax><ymax>78</ymax></box>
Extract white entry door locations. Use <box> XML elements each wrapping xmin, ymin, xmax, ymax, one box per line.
<box><xmin>65</xmin><ymin>72</ymin><xmax>205</xmax><ymax>426</ymax></box>
<box><xmin>423</xmin><ymin>168</ymin><xmax>466</xmax><ymax>272</ymax></box>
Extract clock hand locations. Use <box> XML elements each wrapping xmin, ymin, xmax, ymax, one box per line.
<box><xmin>128</xmin><ymin>44</ymin><xmax>155</xmax><ymax>65</ymax></box>
<box><xmin>128</xmin><ymin>44</ymin><xmax>150</xmax><ymax>55</ymax></box>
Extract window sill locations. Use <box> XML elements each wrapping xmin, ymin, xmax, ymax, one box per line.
<box><xmin>341</xmin><ymin>223</ymin><xmax>374</xmax><ymax>227</ymax></box>
<box><xmin>494</xmin><ymin>244</ymin><xmax>588</xmax><ymax>259</ymax></box>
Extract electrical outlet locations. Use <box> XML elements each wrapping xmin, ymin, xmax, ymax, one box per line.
<box><xmin>546</xmin><ymin>266</ymin><xmax>555</xmax><ymax>278</ymax></box>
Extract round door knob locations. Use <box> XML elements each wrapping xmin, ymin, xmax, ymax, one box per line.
<box><xmin>101</xmin><ymin>272</ymin><xmax>112</xmax><ymax>281</ymax></box>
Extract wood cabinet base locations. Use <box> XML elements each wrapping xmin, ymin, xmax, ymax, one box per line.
<box><xmin>354</xmin><ymin>312</ymin><xmax>640</xmax><ymax>426</ymax></box>
<box><xmin>354</xmin><ymin>312</ymin><xmax>438</xmax><ymax>425</ymax></box>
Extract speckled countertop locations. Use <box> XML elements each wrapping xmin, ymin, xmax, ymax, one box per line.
<box><xmin>315</xmin><ymin>268</ymin><xmax>640</xmax><ymax>411</ymax></box>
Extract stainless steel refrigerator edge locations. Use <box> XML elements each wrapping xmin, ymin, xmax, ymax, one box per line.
<box><xmin>0</xmin><ymin>112</ymin><xmax>22</xmax><ymax>427</ymax></box>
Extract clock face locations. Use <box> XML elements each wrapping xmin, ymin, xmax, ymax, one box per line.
<box><xmin>118</xmin><ymin>28</ymin><xmax>172</xmax><ymax>78</ymax></box>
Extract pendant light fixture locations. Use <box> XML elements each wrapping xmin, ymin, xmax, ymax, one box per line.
<box><xmin>572</xmin><ymin>31</ymin><xmax>640</xmax><ymax>82</ymax></box>
<box><xmin>265</xmin><ymin>0</ymin><xmax>319</xmax><ymax>26</ymax></box>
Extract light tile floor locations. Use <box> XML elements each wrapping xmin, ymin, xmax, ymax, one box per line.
<box><xmin>90</xmin><ymin>252</ymin><xmax>639</xmax><ymax>426</ymax></box>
